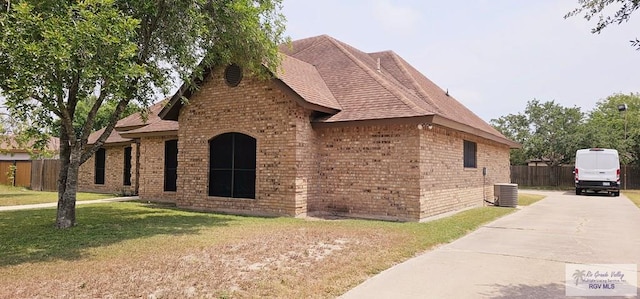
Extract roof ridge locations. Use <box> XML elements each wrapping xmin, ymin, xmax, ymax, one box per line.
<box><xmin>325</xmin><ymin>37</ymin><xmax>430</xmax><ymax>115</ymax></box>
<box><xmin>387</xmin><ymin>51</ymin><xmax>444</xmax><ymax>115</ymax></box>
<box><xmin>289</xmin><ymin>35</ymin><xmax>329</xmax><ymax>58</ymax></box>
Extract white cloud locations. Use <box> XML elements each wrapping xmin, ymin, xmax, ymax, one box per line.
<box><xmin>371</xmin><ymin>0</ymin><xmax>421</xmax><ymax>34</ymax></box>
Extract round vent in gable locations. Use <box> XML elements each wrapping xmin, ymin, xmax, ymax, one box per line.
<box><xmin>224</xmin><ymin>64</ymin><xmax>243</xmax><ymax>87</ymax></box>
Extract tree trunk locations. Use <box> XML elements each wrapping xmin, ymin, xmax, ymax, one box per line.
<box><xmin>56</xmin><ymin>127</ymin><xmax>81</xmax><ymax>229</ymax></box>
<box><xmin>56</xmin><ymin>157</ymin><xmax>80</xmax><ymax>228</ymax></box>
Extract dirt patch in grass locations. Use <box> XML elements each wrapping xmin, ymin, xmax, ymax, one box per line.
<box><xmin>0</xmin><ymin>203</ymin><xmax>513</xmax><ymax>298</ymax></box>
<box><xmin>2</xmin><ymin>224</ymin><xmax>398</xmax><ymax>298</ymax></box>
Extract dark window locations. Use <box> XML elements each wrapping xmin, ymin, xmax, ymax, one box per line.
<box><xmin>123</xmin><ymin>147</ymin><xmax>132</xmax><ymax>186</ymax></box>
<box><xmin>209</xmin><ymin>133</ymin><xmax>256</xmax><ymax>198</ymax></box>
<box><xmin>164</xmin><ymin>140</ymin><xmax>178</xmax><ymax>192</ymax></box>
<box><xmin>95</xmin><ymin>148</ymin><xmax>106</xmax><ymax>185</ymax></box>
<box><xmin>463</xmin><ymin>140</ymin><xmax>477</xmax><ymax>168</ymax></box>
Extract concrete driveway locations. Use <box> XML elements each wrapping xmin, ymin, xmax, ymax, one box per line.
<box><xmin>340</xmin><ymin>190</ymin><xmax>640</xmax><ymax>298</ymax></box>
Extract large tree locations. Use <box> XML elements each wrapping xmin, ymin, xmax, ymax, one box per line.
<box><xmin>51</xmin><ymin>97</ymin><xmax>141</xmax><ymax>139</ymax></box>
<box><xmin>566</xmin><ymin>0</ymin><xmax>639</xmax><ymax>49</ymax></box>
<box><xmin>583</xmin><ymin>93</ymin><xmax>640</xmax><ymax>164</ymax></box>
<box><xmin>491</xmin><ymin>99</ymin><xmax>585</xmax><ymax>167</ymax></box>
<box><xmin>0</xmin><ymin>0</ymin><xmax>286</xmax><ymax>228</ymax></box>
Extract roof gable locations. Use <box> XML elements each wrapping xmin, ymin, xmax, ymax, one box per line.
<box><xmin>282</xmin><ymin>35</ymin><xmax>426</xmax><ymax>122</ymax></box>
<box><xmin>275</xmin><ymin>55</ymin><xmax>341</xmax><ymax>111</ymax></box>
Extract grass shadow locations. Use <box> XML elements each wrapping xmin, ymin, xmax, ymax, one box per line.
<box><xmin>0</xmin><ymin>202</ymin><xmax>234</xmax><ymax>266</ymax></box>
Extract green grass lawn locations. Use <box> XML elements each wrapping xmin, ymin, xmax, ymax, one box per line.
<box><xmin>0</xmin><ymin>185</ymin><xmax>119</xmax><ymax>206</ymax></box>
<box><xmin>0</xmin><ymin>202</ymin><xmax>515</xmax><ymax>298</ymax></box>
<box><xmin>518</xmin><ymin>193</ymin><xmax>546</xmax><ymax>206</ymax></box>
<box><xmin>622</xmin><ymin>190</ymin><xmax>640</xmax><ymax>208</ymax></box>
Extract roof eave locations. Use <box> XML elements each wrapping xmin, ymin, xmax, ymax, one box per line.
<box><xmin>89</xmin><ymin>140</ymin><xmax>135</xmax><ymax>147</ymax></box>
<box><xmin>120</xmin><ymin>130</ymin><xmax>179</xmax><ymax>139</ymax></box>
<box><xmin>115</xmin><ymin>124</ymin><xmax>146</xmax><ymax>132</ymax></box>
<box><xmin>430</xmin><ymin>115</ymin><xmax>522</xmax><ymax>149</ymax></box>
<box><xmin>312</xmin><ymin>115</ymin><xmax>435</xmax><ymax>129</ymax></box>
<box><xmin>312</xmin><ymin>114</ymin><xmax>521</xmax><ymax>149</ymax></box>
<box><xmin>159</xmin><ymin>88</ymin><xmax>186</xmax><ymax>121</ymax></box>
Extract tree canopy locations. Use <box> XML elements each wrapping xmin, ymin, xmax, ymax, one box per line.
<box><xmin>491</xmin><ymin>100</ymin><xmax>584</xmax><ymax>166</ymax></box>
<box><xmin>582</xmin><ymin>93</ymin><xmax>640</xmax><ymax>164</ymax></box>
<box><xmin>51</xmin><ymin>97</ymin><xmax>140</xmax><ymax>139</ymax></box>
<box><xmin>0</xmin><ymin>0</ymin><xmax>287</xmax><ymax>228</ymax></box>
<box><xmin>492</xmin><ymin>94</ymin><xmax>640</xmax><ymax>166</ymax></box>
<box><xmin>566</xmin><ymin>0</ymin><xmax>640</xmax><ymax>49</ymax></box>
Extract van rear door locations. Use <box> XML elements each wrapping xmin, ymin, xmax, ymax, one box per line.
<box><xmin>577</xmin><ymin>151</ymin><xmax>619</xmax><ymax>182</ymax></box>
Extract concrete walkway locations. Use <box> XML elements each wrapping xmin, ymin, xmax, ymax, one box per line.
<box><xmin>341</xmin><ymin>190</ymin><xmax>640</xmax><ymax>298</ymax></box>
<box><xmin>0</xmin><ymin>196</ymin><xmax>137</xmax><ymax>211</ymax></box>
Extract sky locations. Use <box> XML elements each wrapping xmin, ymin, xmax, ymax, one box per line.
<box><xmin>281</xmin><ymin>0</ymin><xmax>640</xmax><ymax>122</ymax></box>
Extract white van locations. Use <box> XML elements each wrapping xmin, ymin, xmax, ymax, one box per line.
<box><xmin>574</xmin><ymin>148</ymin><xmax>620</xmax><ymax>196</ymax></box>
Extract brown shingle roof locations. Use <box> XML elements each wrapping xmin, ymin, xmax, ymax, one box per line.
<box><xmin>280</xmin><ymin>36</ymin><xmax>424</xmax><ymax>122</ymax></box>
<box><xmin>369</xmin><ymin>50</ymin><xmax>507</xmax><ymax>138</ymax></box>
<box><xmin>90</xmin><ymin>101</ymin><xmax>178</xmax><ymax>144</ymax></box>
<box><xmin>275</xmin><ymin>55</ymin><xmax>341</xmax><ymax>111</ymax></box>
<box><xmin>116</xmin><ymin>102</ymin><xmax>165</xmax><ymax>130</ymax></box>
<box><xmin>281</xmin><ymin>35</ymin><xmax>516</xmax><ymax>147</ymax></box>
<box><xmin>0</xmin><ymin>136</ymin><xmax>60</xmax><ymax>153</ymax></box>
<box><xmin>161</xmin><ymin>34</ymin><xmax>517</xmax><ymax>147</ymax></box>
<box><xmin>87</xmin><ymin>127</ymin><xmax>132</xmax><ymax>145</ymax></box>
<box><xmin>119</xmin><ymin>120</ymin><xmax>178</xmax><ymax>138</ymax></box>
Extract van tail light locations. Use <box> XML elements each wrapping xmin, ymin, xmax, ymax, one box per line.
<box><xmin>575</xmin><ymin>168</ymin><xmax>579</xmax><ymax>182</ymax></box>
<box><xmin>617</xmin><ymin>169</ymin><xmax>620</xmax><ymax>182</ymax></box>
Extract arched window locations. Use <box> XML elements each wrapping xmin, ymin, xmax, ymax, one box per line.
<box><xmin>209</xmin><ymin>133</ymin><xmax>256</xmax><ymax>199</ymax></box>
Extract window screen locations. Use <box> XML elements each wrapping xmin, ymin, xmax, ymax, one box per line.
<box><xmin>463</xmin><ymin>140</ymin><xmax>477</xmax><ymax>168</ymax></box>
<box><xmin>95</xmin><ymin>148</ymin><xmax>106</xmax><ymax>185</ymax></box>
<box><xmin>209</xmin><ymin>133</ymin><xmax>256</xmax><ymax>198</ymax></box>
<box><xmin>123</xmin><ymin>147</ymin><xmax>132</xmax><ymax>186</ymax></box>
<box><xmin>164</xmin><ymin>140</ymin><xmax>178</xmax><ymax>192</ymax></box>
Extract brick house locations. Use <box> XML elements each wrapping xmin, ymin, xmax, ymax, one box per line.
<box><xmin>159</xmin><ymin>35</ymin><xmax>518</xmax><ymax>221</ymax></box>
<box><xmin>78</xmin><ymin>102</ymin><xmax>178</xmax><ymax>202</ymax></box>
<box><xmin>79</xmin><ymin>35</ymin><xmax>518</xmax><ymax>221</ymax></box>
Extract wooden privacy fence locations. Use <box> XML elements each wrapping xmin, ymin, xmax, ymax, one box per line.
<box><xmin>30</xmin><ymin>159</ymin><xmax>61</xmax><ymax>191</ymax></box>
<box><xmin>511</xmin><ymin>165</ymin><xmax>640</xmax><ymax>189</ymax></box>
<box><xmin>0</xmin><ymin>160</ymin><xmax>32</xmax><ymax>187</ymax></box>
